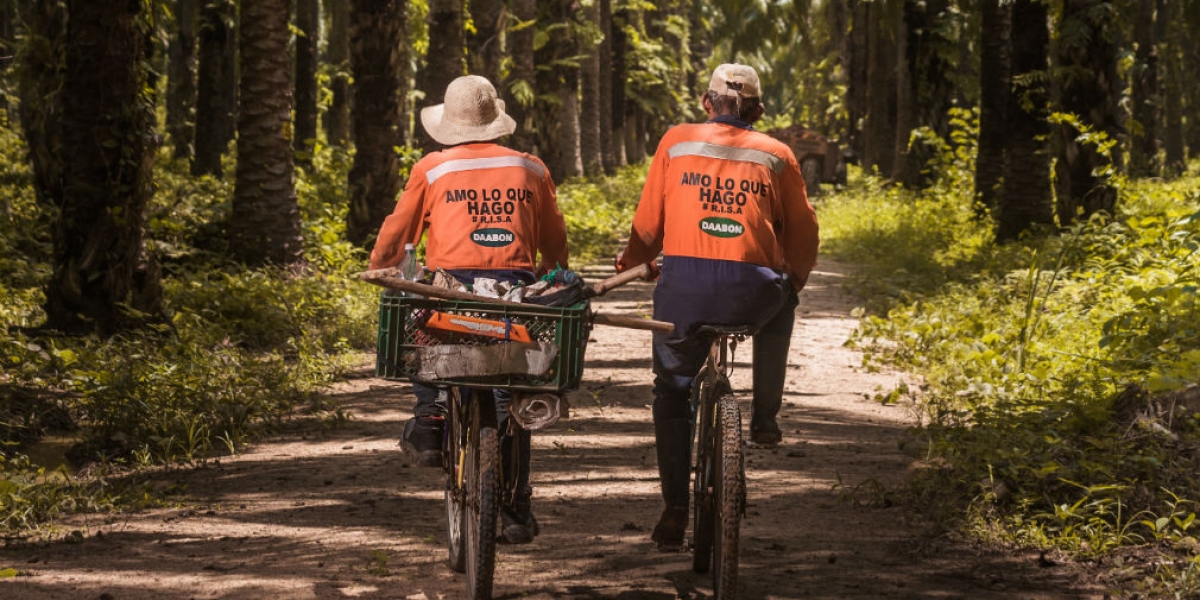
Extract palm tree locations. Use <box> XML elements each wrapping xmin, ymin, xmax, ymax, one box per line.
<box><xmin>1128</xmin><ymin>0</ymin><xmax>1159</xmax><ymax>178</ymax></box>
<box><xmin>1160</xmin><ymin>0</ymin><xmax>1185</xmax><ymax>175</ymax></box>
<box><xmin>997</xmin><ymin>0</ymin><xmax>1052</xmax><ymax>241</ymax></box>
<box><xmin>535</xmin><ymin>0</ymin><xmax>582</xmax><ymax>179</ymax></box>
<box><xmin>580</xmin><ymin>0</ymin><xmax>603</xmax><ymax>176</ymax></box>
<box><xmin>324</xmin><ymin>0</ymin><xmax>351</xmax><ymax>148</ymax></box>
<box><xmin>415</xmin><ymin>0</ymin><xmax>465</xmax><ymax>153</ymax></box>
<box><xmin>294</xmin><ymin>0</ymin><xmax>321</xmax><ymax>168</ymax></box>
<box><xmin>15</xmin><ymin>0</ymin><xmax>66</xmax><ymax>210</ymax></box>
<box><xmin>1053</xmin><ymin>0</ymin><xmax>1120</xmax><ymax>225</ymax></box>
<box><xmin>167</xmin><ymin>0</ymin><xmax>198</xmax><ymax>161</ymax></box>
<box><xmin>598</xmin><ymin>0</ymin><xmax>617</xmax><ymax>172</ymax></box>
<box><xmin>975</xmin><ymin>0</ymin><xmax>1010</xmax><ymax>211</ymax></box>
<box><xmin>230</xmin><ymin>0</ymin><xmax>303</xmax><ymax>265</ymax></box>
<box><xmin>44</xmin><ymin>0</ymin><xmax>164</xmax><ymax>335</ymax></box>
<box><xmin>863</xmin><ymin>0</ymin><xmax>899</xmax><ymax>175</ymax></box>
<box><xmin>345</xmin><ymin>0</ymin><xmax>405</xmax><ymax>246</ymax></box>
<box><xmin>467</xmin><ymin>0</ymin><xmax>503</xmax><ymax>83</ymax></box>
<box><xmin>503</xmin><ymin>0</ymin><xmax>537</xmax><ymax>154</ymax></box>
<box><xmin>193</xmin><ymin>0</ymin><xmax>237</xmax><ymax>177</ymax></box>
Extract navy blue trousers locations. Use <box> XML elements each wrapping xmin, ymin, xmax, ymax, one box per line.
<box><xmin>649</xmin><ymin>256</ymin><xmax>797</xmax><ymax>507</ymax></box>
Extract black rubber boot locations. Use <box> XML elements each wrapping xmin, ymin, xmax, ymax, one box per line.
<box><xmin>500</xmin><ymin>485</ymin><xmax>539</xmax><ymax>544</ymax></box>
<box><xmin>400</xmin><ymin>416</ymin><xmax>444</xmax><ymax>467</ymax></box>
<box><xmin>651</xmin><ymin>505</ymin><xmax>689</xmax><ymax>551</ymax></box>
<box><xmin>751</xmin><ymin>330</ymin><xmax>789</xmax><ymax>447</ymax></box>
<box><xmin>652</xmin><ymin>417</ymin><xmax>692</xmax><ymax>550</ymax></box>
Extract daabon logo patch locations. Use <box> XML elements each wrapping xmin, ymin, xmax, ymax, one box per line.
<box><xmin>699</xmin><ymin>217</ymin><xmax>745</xmax><ymax>238</ymax></box>
<box><xmin>471</xmin><ymin>228</ymin><xmax>515</xmax><ymax>247</ymax></box>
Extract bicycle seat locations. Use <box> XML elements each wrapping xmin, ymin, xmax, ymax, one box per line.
<box><xmin>693</xmin><ymin>324</ymin><xmax>757</xmax><ymax>337</ymax></box>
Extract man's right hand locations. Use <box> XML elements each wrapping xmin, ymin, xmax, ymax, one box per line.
<box><xmin>615</xmin><ymin>253</ymin><xmax>660</xmax><ymax>281</ymax></box>
<box><xmin>643</xmin><ymin>260</ymin><xmax>661</xmax><ymax>281</ymax></box>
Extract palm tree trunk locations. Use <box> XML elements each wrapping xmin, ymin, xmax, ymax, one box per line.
<box><xmin>193</xmin><ymin>0</ymin><xmax>237</xmax><ymax>177</ymax></box>
<box><xmin>1160</xmin><ymin>0</ymin><xmax>1184</xmax><ymax>175</ymax></box>
<box><xmin>294</xmin><ymin>0</ymin><xmax>321</xmax><ymax>168</ymax></box>
<box><xmin>610</xmin><ymin>8</ymin><xmax>628</xmax><ymax>167</ymax></box>
<box><xmin>863</xmin><ymin>0</ymin><xmax>898</xmax><ymax>176</ymax></box>
<box><xmin>346</xmin><ymin>0</ymin><xmax>405</xmax><ymax>246</ymax></box>
<box><xmin>997</xmin><ymin>0</ymin><xmax>1052</xmax><ymax>241</ymax></box>
<box><xmin>467</xmin><ymin>0</ymin><xmax>503</xmax><ymax>83</ymax></box>
<box><xmin>1128</xmin><ymin>0</ymin><xmax>1159</xmax><ymax>178</ymax></box>
<box><xmin>415</xmin><ymin>0</ymin><xmax>465</xmax><ymax>154</ymax></box>
<box><xmin>579</xmin><ymin>0</ymin><xmax>603</xmax><ymax>176</ymax></box>
<box><xmin>889</xmin><ymin>1</ymin><xmax>913</xmax><ymax>184</ymax></box>
<box><xmin>1053</xmin><ymin>0</ymin><xmax>1120</xmax><ymax>225</ymax></box>
<box><xmin>324</xmin><ymin>0</ymin><xmax>351</xmax><ymax>147</ymax></box>
<box><xmin>15</xmin><ymin>0</ymin><xmax>66</xmax><ymax>210</ymax></box>
<box><xmin>598</xmin><ymin>0</ymin><xmax>616</xmax><ymax>173</ymax></box>
<box><xmin>535</xmin><ymin>0</ymin><xmax>581</xmax><ymax>179</ymax></box>
<box><xmin>0</xmin><ymin>4</ymin><xmax>11</xmax><ymax>118</ymax></box>
<box><xmin>504</xmin><ymin>0</ymin><xmax>537</xmax><ymax>154</ymax></box>
<box><xmin>167</xmin><ymin>0</ymin><xmax>198</xmax><ymax>161</ymax></box>
<box><xmin>975</xmin><ymin>0</ymin><xmax>1010</xmax><ymax>211</ymax></box>
<box><xmin>231</xmin><ymin>0</ymin><xmax>303</xmax><ymax>265</ymax></box>
<box><xmin>45</xmin><ymin>0</ymin><xmax>164</xmax><ymax>335</ymax></box>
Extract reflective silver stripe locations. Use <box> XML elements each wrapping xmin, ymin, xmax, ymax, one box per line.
<box><xmin>425</xmin><ymin>156</ymin><xmax>547</xmax><ymax>184</ymax></box>
<box><xmin>667</xmin><ymin>141</ymin><xmax>784</xmax><ymax>174</ymax></box>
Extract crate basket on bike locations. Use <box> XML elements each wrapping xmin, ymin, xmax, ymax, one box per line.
<box><xmin>375</xmin><ymin>270</ymin><xmax>590</xmax><ymax>393</ymax></box>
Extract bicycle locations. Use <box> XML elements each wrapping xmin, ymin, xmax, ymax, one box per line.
<box><xmin>361</xmin><ymin>263</ymin><xmax>668</xmax><ymax>600</ymax></box>
<box><xmin>689</xmin><ymin>323</ymin><xmax>755</xmax><ymax>599</ymax></box>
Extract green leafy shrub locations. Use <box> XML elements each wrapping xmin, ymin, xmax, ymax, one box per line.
<box><xmin>829</xmin><ymin>143</ymin><xmax>1200</xmax><ymax>590</ymax></box>
<box><xmin>557</xmin><ymin>164</ymin><xmax>648</xmax><ymax>267</ymax></box>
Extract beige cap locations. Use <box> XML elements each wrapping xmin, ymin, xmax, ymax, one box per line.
<box><xmin>420</xmin><ymin>75</ymin><xmax>517</xmax><ymax>146</ymax></box>
<box><xmin>707</xmin><ymin>63</ymin><xmax>761</xmax><ymax>99</ymax></box>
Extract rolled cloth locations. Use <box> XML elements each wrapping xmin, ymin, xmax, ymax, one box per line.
<box><xmin>511</xmin><ymin>393</ymin><xmax>570</xmax><ymax>431</ymax></box>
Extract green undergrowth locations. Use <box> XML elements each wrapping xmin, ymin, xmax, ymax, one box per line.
<box><xmin>556</xmin><ymin>164</ymin><xmax>647</xmax><ymax>267</ymax></box>
<box><xmin>821</xmin><ymin>120</ymin><xmax>1200</xmax><ymax>593</ymax></box>
<box><xmin>0</xmin><ymin>132</ymin><xmax>377</xmax><ymax>540</ymax></box>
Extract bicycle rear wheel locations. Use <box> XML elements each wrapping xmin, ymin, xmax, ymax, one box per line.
<box><xmin>465</xmin><ymin>395</ymin><xmax>500</xmax><ymax>599</ymax></box>
<box><xmin>445</xmin><ymin>388</ymin><xmax>466</xmax><ymax>572</ymax></box>
<box><xmin>712</xmin><ymin>394</ymin><xmax>744</xmax><ymax>598</ymax></box>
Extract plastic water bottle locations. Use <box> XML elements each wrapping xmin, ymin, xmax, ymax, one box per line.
<box><xmin>397</xmin><ymin>243</ymin><xmax>423</xmax><ymax>295</ymax></box>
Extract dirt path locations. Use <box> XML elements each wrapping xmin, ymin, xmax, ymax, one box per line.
<box><xmin>2</xmin><ymin>259</ymin><xmax>1109</xmax><ymax>599</ymax></box>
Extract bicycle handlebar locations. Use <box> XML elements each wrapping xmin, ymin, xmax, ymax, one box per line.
<box><xmin>588</xmin><ymin>263</ymin><xmax>651</xmax><ymax>297</ymax></box>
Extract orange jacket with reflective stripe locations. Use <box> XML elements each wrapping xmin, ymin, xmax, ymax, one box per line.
<box><xmin>369</xmin><ymin>143</ymin><xmax>569</xmax><ymax>273</ymax></box>
<box><xmin>619</xmin><ymin>122</ymin><xmax>819</xmax><ymax>285</ymax></box>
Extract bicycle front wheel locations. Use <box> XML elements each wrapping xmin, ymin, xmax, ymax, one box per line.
<box><xmin>465</xmin><ymin>396</ymin><xmax>500</xmax><ymax>599</ymax></box>
<box><xmin>692</xmin><ymin>390</ymin><xmax>716</xmax><ymax>574</ymax></box>
<box><xmin>712</xmin><ymin>394</ymin><xmax>744</xmax><ymax>599</ymax></box>
<box><xmin>446</xmin><ymin>388</ymin><xmax>466</xmax><ymax>572</ymax></box>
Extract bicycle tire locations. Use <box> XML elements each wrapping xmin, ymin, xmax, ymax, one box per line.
<box><xmin>712</xmin><ymin>394</ymin><xmax>744</xmax><ymax>598</ymax></box>
<box><xmin>445</xmin><ymin>388</ymin><xmax>467</xmax><ymax>572</ymax></box>
<box><xmin>692</xmin><ymin>380</ymin><xmax>717</xmax><ymax>574</ymax></box>
<box><xmin>465</xmin><ymin>396</ymin><xmax>500</xmax><ymax>599</ymax></box>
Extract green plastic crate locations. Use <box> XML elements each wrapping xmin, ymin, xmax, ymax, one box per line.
<box><xmin>376</xmin><ymin>291</ymin><xmax>590</xmax><ymax>392</ymax></box>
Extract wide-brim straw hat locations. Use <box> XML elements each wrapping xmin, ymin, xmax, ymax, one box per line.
<box><xmin>420</xmin><ymin>75</ymin><xmax>517</xmax><ymax>146</ymax></box>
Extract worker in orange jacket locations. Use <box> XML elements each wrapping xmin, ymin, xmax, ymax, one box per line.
<box><xmin>370</xmin><ymin>75</ymin><xmax>569</xmax><ymax>544</ymax></box>
<box><xmin>616</xmin><ymin>63</ymin><xmax>819</xmax><ymax>550</ymax></box>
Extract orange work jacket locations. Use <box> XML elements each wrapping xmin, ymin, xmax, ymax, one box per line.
<box><xmin>369</xmin><ymin>143</ymin><xmax>569</xmax><ymax>273</ymax></box>
<box><xmin>618</xmin><ymin>122</ymin><xmax>819</xmax><ymax>285</ymax></box>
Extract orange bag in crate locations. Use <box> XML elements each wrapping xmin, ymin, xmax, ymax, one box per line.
<box><xmin>422</xmin><ymin>311</ymin><xmax>534</xmax><ymax>344</ymax></box>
